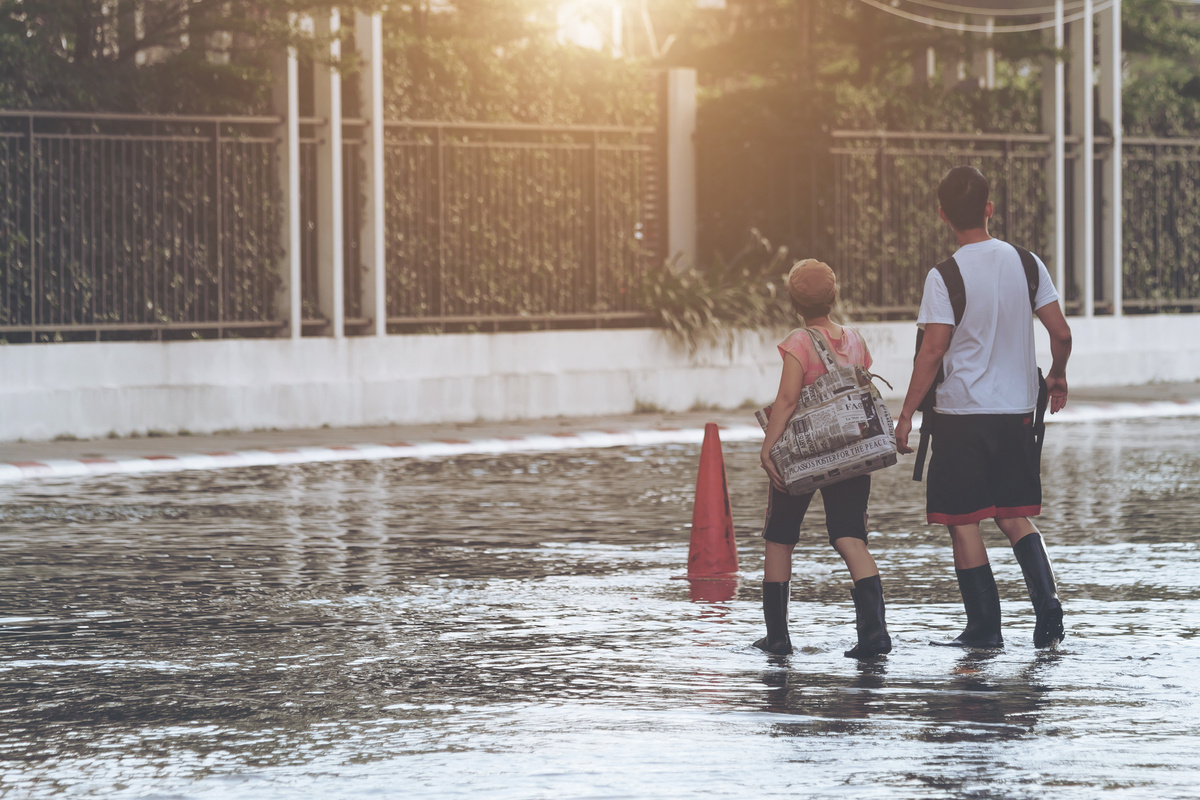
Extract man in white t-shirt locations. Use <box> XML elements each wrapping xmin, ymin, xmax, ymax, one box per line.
<box><xmin>894</xmin><ymin>166</ymin><xmax>1074</xmax><ymax>649</ymax></box>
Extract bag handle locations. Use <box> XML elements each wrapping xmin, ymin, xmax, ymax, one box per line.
<box><xmin>805</xmin><ymin>328</ymin><xmax>842</xmax><ymax>373</ymax></box>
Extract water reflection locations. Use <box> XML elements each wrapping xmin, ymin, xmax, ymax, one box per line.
<box><xmin>761</xmin><ymin>658</ymin><xmax>890</xmax><ymax>720</ymax></box>
<box><xmin>1</xmin><ymin>418</ymin><xmax>1200</xmax><ymax>798</ymax></box>
<box><xmin>687</xmin><ymin>577</ymin><xmax>741</xmax><ymax>604</ymax></box>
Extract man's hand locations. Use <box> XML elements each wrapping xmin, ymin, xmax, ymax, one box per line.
<box><xmin>894</xmin><ymin>414</ymin><xmax>914</xmax><ymax>454</ymax></box>
<box><xmin>1046</xmin><ymin>373</ymin><xmax>1068</xmax><ymax>413</ymax></box>
<box><xmin>761</xmin><ymin>448</ymin><xmax>786</xmax><ymax>491</ymax></box>
<box><xmin>1035</xmin><ymin>301</ymin><xmax>1071</xmax><ymax>414</ymax></box>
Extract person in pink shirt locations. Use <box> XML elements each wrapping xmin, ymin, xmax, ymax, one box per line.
<box><xmin>753</xmin><ymin>259</ymin><xmax>892</xmax><ymax>659</ymax></box>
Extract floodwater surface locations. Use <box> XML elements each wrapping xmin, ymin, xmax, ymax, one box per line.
<box><xmin>1</xmin><ymin>417</ymin><xmax>1200</xmax><ymax>799</ymax></box>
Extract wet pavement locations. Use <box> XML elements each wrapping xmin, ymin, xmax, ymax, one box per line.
<box><xmin>2</xmin><ymin>400</ymin><xmax>1200</xmax><ymax>798</ymax></box>
<box><xmin>4</xmin><ymin>381</ymin><xmax>1200</xmax><ymax>466</ymax></box>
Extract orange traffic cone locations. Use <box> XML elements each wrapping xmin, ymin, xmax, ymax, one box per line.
<box><xmin>687</xmin><ymin>423</ymin><xmax>739</xmax><ymax>579</ymax></box>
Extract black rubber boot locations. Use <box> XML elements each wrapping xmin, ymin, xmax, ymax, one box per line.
<box><xmin>1013</xmin><ymin>532</ymin><xmax>1065</xmax><ymax>647</ymax></box>
<box><xmin>753</xmin><ymin>581</ymin><xmax>793</xmax><ymax>655</ymax></box>
<box><xmin>844</xmin><ymin>574</ymin><xmax>892</xmax><ymax>659</ymax></box>
<box><xmin>932</xmin><ymin>563</ymin><xmax>1004</xmax><ymax>648</ymax></box>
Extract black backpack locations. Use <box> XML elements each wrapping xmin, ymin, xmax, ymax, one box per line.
<box><xmin>911</xmin><ymin>243</ymin><xmax>1050</xmax><ymax>481</ymax></box>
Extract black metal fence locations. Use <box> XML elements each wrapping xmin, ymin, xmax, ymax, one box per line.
<box><xmin>382</xmin><ymin>121</ymin><xmax>660</xmax><ymax>330</ymax></box>
<box><xmin>0</xmin><ymin>111</ymin><xmax>284</xmax><ymax>342</ymax></box>
<box><xmin>0</xmin><ymin>112</ymin><xmax>661</xmax><ymax>342</ymax></box>
<box><xmin>831</xmin><ymin>131</ymin><xmax>1053</xmax><ymax>315</ymax></box>
<box><xmin>1122</xmin><ymin>136</ymin><xmax>1200</xmax><ymax>310</ymax></box>
<box><xmin>5</xmin><ymin>109</ymin><xmax>1198</xmax><ymax>343</ymax></box>
<box><xmin>698</xmin><ymin>128</ymin><xmax>1198</xmax><ymax>317</ymax></box>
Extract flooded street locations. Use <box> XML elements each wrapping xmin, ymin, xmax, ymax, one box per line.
<box><xmin>2</xmin><ymin>417</ymin><xmax>1200</xmax><ymax>799</ymax></box>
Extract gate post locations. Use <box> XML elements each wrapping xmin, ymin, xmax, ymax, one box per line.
<box><xmin>1100</xmin><ymin>0</ymin><xmax>1123</xmax><ymax>316</ymax></box>
<box><xmin>1069</xmin><ymin>0</ymin><xmax>1096</xmax><ymax>317</ymax></box>
<box><xmin>357</xmin><ymin>11</ymin><xmax>387</xmax><ymax>337</ymax></box>
<box><xmin>272</xmin><ymin>29</ymin><xmax>302</xmax><ymax>339</ymax></box>
<box><xmin>1043</xmin><ymin>0</ymin><xmax>1067</xmax><ymax>306</ymax></box>
<box><xmin>313</xmin><ymin>9</ymin><xmax>345</xmax><ymax>338</ymax></box>
<box><xmin>664</xmin><ymin>68</ymin><xmax>697</xmax><ymax>268</ymax></box>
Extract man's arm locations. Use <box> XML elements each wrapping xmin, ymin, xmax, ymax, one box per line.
<box><xmin>894</xmin><ymin>323</ymin><xmax>953</xmax><ymax>454</ymax></box>
<box><xmin>1036</xmin><ymin>301</ymin><xmax>1073</xmax><ymax>413</ymax></box>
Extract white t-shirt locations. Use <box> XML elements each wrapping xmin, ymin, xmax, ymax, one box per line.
<box><xmin>916</xmin><ymin>238</ymin><xmax>1060</xmax><ymax>415</ymax></box>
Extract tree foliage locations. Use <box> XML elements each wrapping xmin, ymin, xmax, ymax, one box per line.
<box><xmin>639</xmin><ymin>228</ymin><xmax>795</xmax><ymax>350</ymax></box>
<box><xmin>0</xmin><ymin>0</ymin><xmax>655</xmax><ymax>123</ymax></box>
<box><xmin>380</xmin><ymin>1</ymin><xmax>655</xmax><ymax>125</ymax></box>
<box><xmin>1121</xmin><ymin>0</ymin><xmax>1200</xmax><ymax>135</ymax></box>
<box><xmin>4</xmin><ymin>0</ymin><xmax>1197</xmax><ymax>132</ymax></box>
<box><xmin>0</xmin><ymin>1</ymin><xmax>378</xmax><ymax>113</ymax></box>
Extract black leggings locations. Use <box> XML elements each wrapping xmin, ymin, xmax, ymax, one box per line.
<box><xmin>761</xmin><ymin>474</ymin><xmax>871</xmax><ymax>548</ymax></box>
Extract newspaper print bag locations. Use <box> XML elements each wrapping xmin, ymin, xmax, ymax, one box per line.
<box><xmin>755</xmin><ymin>328</ymin><xmax>898</xmax><ymax>495</ymax></box>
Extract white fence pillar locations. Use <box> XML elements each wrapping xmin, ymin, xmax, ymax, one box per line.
<box><xmin>665</xmin><ymin>68</ymin><xmax>697</xmax><ymax>267</ymax></box>
<box><xmin>272</xmin><ymin>40</ymin><xmax>302</xmax><ymax>339</ymax></box>
<box><xmin>971</xmin><ymin>17</ymin><xmax>996</xmax><ymax>89</ymax></box>
<box><xmin>357</xmin><ymin>12</ymin><xmax>387</xmax><ymax>337</ymax></box>
<box><xmin>313</xmin><ymin>9</ymin><xmax>345</xmax><ymax>338</ymax></box>
<box><xmin>1044</xmin><ymin>0</ymin><xmax>1067</xmax><ymax>304</ymax></box>
<box><xmin>1100</xmin><ymin>0</ymin><xmax>1123</xmax><ymax>317</ymax></box>
<box><xmin>1069</xmin><ymin>0</ymin><xmax>1096</xmax><ymax>317</ymax></box>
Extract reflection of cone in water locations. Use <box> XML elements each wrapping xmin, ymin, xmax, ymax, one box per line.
<box><xmin>689</xmin><ymin>577</ymin><xmax>739</xmax><ymax>604</ymax></box>
<box><xmin>687</xmin><ymin>423</ymin><xmax>739</xmax><ymax>579</ymax></box>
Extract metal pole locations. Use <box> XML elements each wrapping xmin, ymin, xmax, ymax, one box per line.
<box><xmin>1080</xmin><ymin>0</ymin><xmax>1095</xmax><ymax>317</ymax></box>
<box><xmin>314</xmin><ymin>8</ymin><xmax>345</xmax><ymax>338</ymax></box>
<box><xmin>436</xmin><ymin>124</ymin><xmax>445</xmax><ymax>326</ymax></box>
<box><xmin>664</xmin><ymin>68</ymin><xmax>697</xmax><ymax>267</ymax></box>
<box><xmin>592</xmin><ymin>129</ymin><xmax>601</xmax><ymax>321</ymax></box>
<box><xmin>215</xmin><ymin>120</ymin><xmax>224</xmax><ymax>327</ymax></box>
<box><xmin>879</xmin><ymin>138</ymin><xmax>887</xmax><ymax>309</ymax></box>
<box><xmin>27</xmin><ymin>114</ymin><xmax>36</xmax><ymax>332</ymax></box>
<box><xmin>1003</xmin><ymin>137</ymin><xmax>1012</xmax><ymax>239</ymax></box>
<box><xmin>1153</xmin><ymin>141</ymin><xmax>1161</xmax><ymax>301</ymax></box>
<box><xmin>1101</xmin><ymin>0</ymin><xmax>1123</xmax><ymax>316</ymax></box>
<box><xmin>357</xmin><ymin>11</ymin><xmax>387</xmax><ymax>337</ymax></box>
<box><xmin>273</xmin><ymin>34</ymin><xmax>302</xmax><ymax>339</ymax></box>
<box><xmin>1054</xmin><ymin>0</ymin><xmax>1066</xmax><ymax>305</ymax></box>
<box><xmin>809</xmin><ymin>144</ymin><xmax>817</xmax><ymax>253</ymax></box>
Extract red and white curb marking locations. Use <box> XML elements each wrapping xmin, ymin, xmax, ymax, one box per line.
<box><xmin>3</xmin><ymin>399</ymin><xmax>1200</xmax><ymax>485</ymax></box>
<box><xmin>0</xmin><ymin>425</ymin><xmax>766</xmax><ymax>485</ymax></box>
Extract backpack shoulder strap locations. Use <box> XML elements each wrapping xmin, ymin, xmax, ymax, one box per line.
<box><xmin>934</xmin><ymin>257</ymin><xmax>965</xmax><ymax>325</ymax></box>
<box><xmin>912</xmin><ymin>258</ymin><xmax>961</xmax><ymax>482</ymax></box>
<box><xmin>1011</xmin><ymin>243</ymin><xmax>1050</xmax><ymax>452</ymax></box>
<box><xmin>1011</xmin><ymin>244</ymin><xmax>1039</xmax><ymax>311</ymax></box>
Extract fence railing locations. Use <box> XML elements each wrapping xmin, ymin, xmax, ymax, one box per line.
<box><xmin>698</xmin><ymin>128</ymin><xmax>1199</xmax><ymax>317</ymax></box>
<box><xmin>381</xmin><ymin>121</ymin><xmax>660</xmax><ymax>330</ymax></box>
<box><xmin>5</xmin><ymin>109</ymin><xmax>1198</xmax><ymax>343</ymax></box>
<box><xmin>1121</xmin><ymin>136</ymin><xmax>1200</xmax><ymax>310</ymax></box>
<box><xmin>0</xmin><ymin>111</ymin><xmax>284</xmax><ymax>341</ymax></box>
<box><xmin>0</xmin><ymin>112</ymin><xmax>662</xmax><ymax>342</ymax></box>
<box><xmin>831</xmin><ymin>131</ymin><xmax>1054</xmax><ymax>315</ymax></box>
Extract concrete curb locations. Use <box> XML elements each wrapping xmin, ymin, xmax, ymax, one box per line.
<box><xmin>3</xmin><ymin>400</ymin><xmax>1200</xmax><ymax>485</ymax></box>
<box><xmin>0</xmin><ymin>426</ymin><xmax>767</xmax><ymax>485</ymax></box>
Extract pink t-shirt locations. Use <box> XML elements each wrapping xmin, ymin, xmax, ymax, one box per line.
<box><xmin>777</xmin><ymin>326</ymin><xmax>873</xmax><ymax>388</ymax></box>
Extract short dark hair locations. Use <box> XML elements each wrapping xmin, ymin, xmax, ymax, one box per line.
<box><xmin>793</xmin><ymin>297</ymin><xmax>833</xmax><ymax>321</ymax></box>
<box><xmin>938</xmin><ymin>166</ymin><xmax>990</xmax><ymax>231</ymax></box>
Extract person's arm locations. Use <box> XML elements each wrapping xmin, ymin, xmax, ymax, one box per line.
<box><xmin>893</xmin><ymin>323</ymin><xmax>953</xmax><ymax>454</ymax></box>
<box><xmin>760</xmin><ymin>354</ymin><xmax>805</xmax><ymax>491</ymax></box>
<box><xmin>1036</xmin><ymin>301</ymin><xmax>1073</xmax><ymax>413</ymax></box>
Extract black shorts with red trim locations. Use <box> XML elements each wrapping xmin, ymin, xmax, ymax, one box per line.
<box><xmin>762</xmin><ymin>474</ymin><xmax>871</xmax><ymax>547</ymax></box>
<box><xmin>926</xmin><ymin>412</ymin><xmax>1042</xmax><ymax>526</ymax></box>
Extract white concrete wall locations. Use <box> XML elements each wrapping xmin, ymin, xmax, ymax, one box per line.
<box><xmin>3</xmin><ymin>315</ymin><xmax>1199</xmax><ymax>442</ymax></box>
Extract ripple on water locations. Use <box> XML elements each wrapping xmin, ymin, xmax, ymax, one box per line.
<box><xmin>2</xmin><ymin>419</ymin><xmax>1200</xmax><ymax>798</ymax></box>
